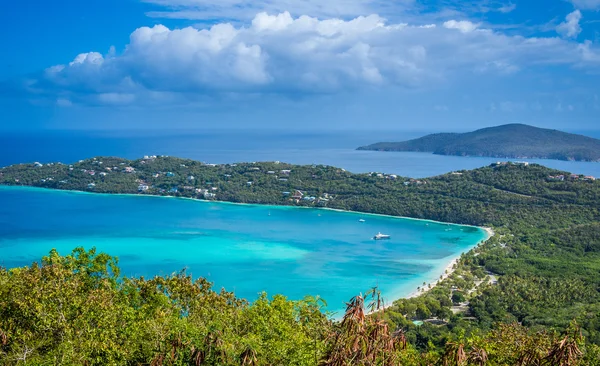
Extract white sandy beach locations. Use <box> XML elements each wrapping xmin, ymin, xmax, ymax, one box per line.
<box><xmin>403</xmin><ymin>226</ymin><xmax>495</xmax><ymax>300</ymax></box>
<box><xmin>364</xmin><ymin>226</ymin><xmax>495</xmax><ymax>316</ymax></box>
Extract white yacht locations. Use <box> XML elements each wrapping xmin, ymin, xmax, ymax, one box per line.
<box><xmin>373</xmin><ymin>232</ymin><xmax>390</xmax><ymax>240</ymax></box>
<box><xmin>359</xmin><ymin>219</ymin><xmax>366</xmax><ymax>222</ymax></box>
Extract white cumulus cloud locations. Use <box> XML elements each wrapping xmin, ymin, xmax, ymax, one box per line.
<box><xmin>442</xmin><ymin>20</ymin><xmax>480</xmax><ymax>33</ymax></box>
<box><xmin>556</xmin><ymin>10</ymin><xmax>582</xmax><ymax>38</ymax></box>
<box><xmin>20</xmin><ymin>12</ymin><xmax>600</xmax><ymax>106</ymax></box>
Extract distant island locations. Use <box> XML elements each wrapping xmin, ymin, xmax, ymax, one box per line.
<box><xmin>357</xmin><ymin>124</ymin><xmax>600</xmax><ymax>162</ymax></box>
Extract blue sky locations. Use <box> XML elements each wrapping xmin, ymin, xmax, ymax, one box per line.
<box><xmin>1</xmin><ymin>0</ymin><xmax>599</xmax><ymax>131</ymax></box>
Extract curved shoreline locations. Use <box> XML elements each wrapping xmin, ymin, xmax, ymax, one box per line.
<box><xmin>405</xmin><ymin>226</ymin><xmax>493</xmax><ymax>300</ymax></box>
<box><xmin>0</xmin><ymin>184</ymin><xmax>488</xmax><ymax>231</ymax></box>
<box><xmin>0</xmin><ymin>184</ymin><xmax>493</xmax><ymax>309</ymax></box>
<box><xmin>364</xmin><ymin>226</ymin><xmax>493</xmax><ymax>317</ymax></box>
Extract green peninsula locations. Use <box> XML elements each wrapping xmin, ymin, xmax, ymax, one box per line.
<box><xmin>1</xmin><ymin>156</ymin><xmax>600</xmax><ymax>364</ymax></box>
<box><xmin>357</xmin><ymin>124</ymin><xmax>600</xmax><ymax>162</ymax></box>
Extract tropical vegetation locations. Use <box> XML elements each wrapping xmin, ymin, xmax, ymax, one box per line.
<box><xmin>1</xmin><ymin>156</ymin><xmax>600</xmax><ymax>364</ymax></box>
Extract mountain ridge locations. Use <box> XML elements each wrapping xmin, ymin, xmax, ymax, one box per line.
<box><xmin>357</xmin><ymin>124</ymin><xmax>600</xmax><ymax>162</ymax></box>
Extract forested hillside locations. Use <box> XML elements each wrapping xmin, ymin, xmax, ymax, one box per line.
<box><xmin>1</xmin><ymin>157</ymin><xmax>600</xmax><ymax>364</ymax></box>
<box><xmin>357</xmin><ymin>124</ymin><xmax>600</xmax><ymax>161</ymax></box>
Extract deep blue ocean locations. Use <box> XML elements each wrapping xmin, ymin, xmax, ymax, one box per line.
<box><xmin>1</xmin><ymin>129</ymin><xmax>600</xmax><ymax>177</ymax></box>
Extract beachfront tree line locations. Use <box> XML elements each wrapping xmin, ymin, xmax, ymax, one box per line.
<box><xmin>1</xmin><ymin>158</ymin><xmax>600</xmax><ymax>363</ymax></box>
<box><xmin>1</xmin><ymin>158</ymin><xmax>597</xmax><ymax>230</ymax></box>
<box><xmin>0</xmin><ymin>248</ymin><xmax>598</xmax><ymax>365</ymax></box>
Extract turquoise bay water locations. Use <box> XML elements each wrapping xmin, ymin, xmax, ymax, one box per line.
<box><xmin>0</xmin><ymin>186</ymin><xmax>487</xmax><ymax>313</ymax></box>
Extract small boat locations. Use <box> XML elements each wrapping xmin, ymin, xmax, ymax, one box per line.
<box><xmin>359</xmin><ymin>219</ymin><xmax>366</xmax><ymax>222</ymax></box>
<box><xmin>373</xmin><ymin>232</ymin><xmax>391</xmax><ymax>240</ymax></box>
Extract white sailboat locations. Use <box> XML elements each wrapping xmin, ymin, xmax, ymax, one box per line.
<box><xmin>373</xmin><ymin>232</ymin><xmax>390</xmax><ymax>240</ymax></box>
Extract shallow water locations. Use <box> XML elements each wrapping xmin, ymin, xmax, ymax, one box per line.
<box><xmin>0</xmin><ymin>186</ymin><xmax>487</xmax><ymax>314</ymax></box>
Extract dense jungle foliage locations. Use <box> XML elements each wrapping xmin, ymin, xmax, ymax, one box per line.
<box><xmin>1</xmin><ymin>249</ymin><xmax>598</xmax><ymax>365</ymax></box>
<box><xmin>1</xmin><ymin>156</ymin><xmax>600</xmax><ymax>364</ymax></box>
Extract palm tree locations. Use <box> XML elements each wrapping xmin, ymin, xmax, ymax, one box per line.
<box><xmin>365</xmin><ymin>287</ymin><xmax>385</xmax><ymax>314</ymax></box>
<box><xmin>392</xmin><ymin>328</ymin><xmax>407</xmax><ymax>351</ymax></box>
<box><xmin>0</xmin><ymin>329</ymin><xmax>7</xmax><ymax>346</ymax></box>
<box><xmin>442</xmin><ymin>341</ymin><xmax>466</xmax><ymax>366</ymax></box>
<box><xmin>150</xmin><ymin>353</ymin><xmax>165</xmax><ymax>366</ymax></box>
<box><xmin>323</xmin><ymin>288</ymin><xmax>400</xmax><ymax>365</ymax></box>
<box><xmin>517</xmin><ymin>349</ymin><xmax>543</xmax><ymax>366</ymax></box>
<box><xmin>190</xmin><ymin>345</ymin><xmax>204</xmax><ymax>366</ymax></box>
<box><xmin>543</xmin><ymin>326</ymin><xmax>583</xmax><ymax>366</ymax></box>
<box><xmin>203</xmin><ymin>329</ymin><xmax>226</xmax><ymax>364</ymax></box>
<box><xmin>240</xmin><ymin>346</ymin><xmax>258</xmax><ymax>366</ymax></box>
<box><xmin>323</xmin><ymin>293</ymin><xmax>367</xmax><ymax>365</ymax></box>
<box><xmin>468</xmin><ymin>346</ymin><xmax>488</xmax><ymax>366</ymax></box>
